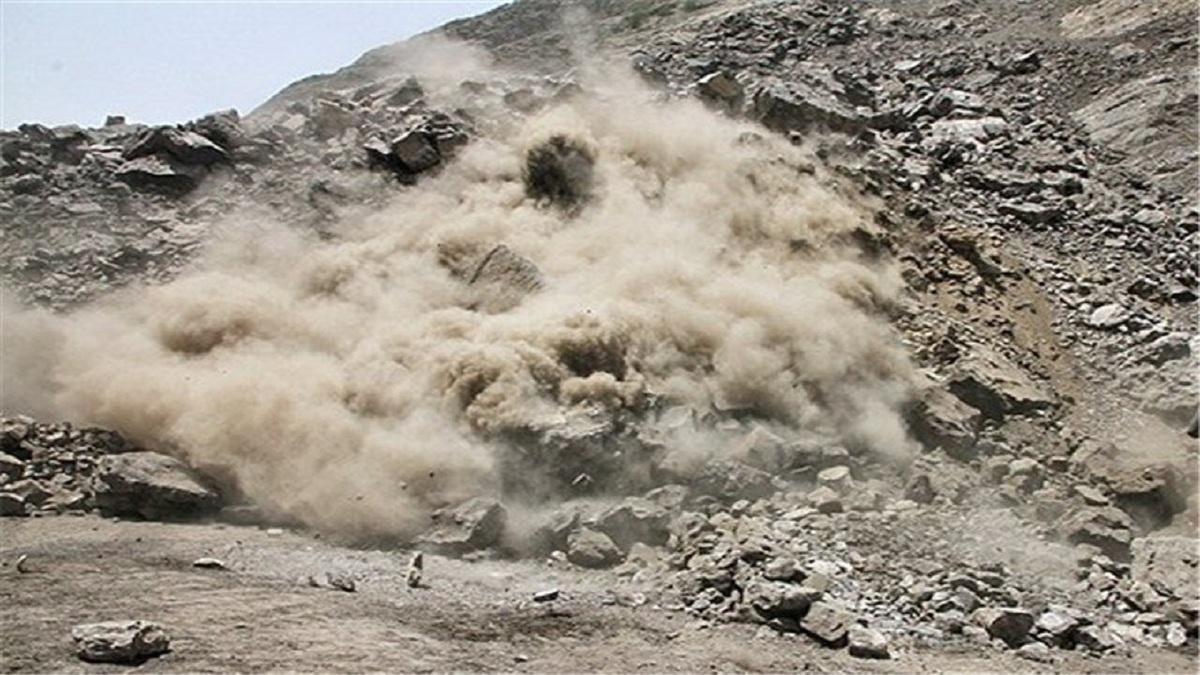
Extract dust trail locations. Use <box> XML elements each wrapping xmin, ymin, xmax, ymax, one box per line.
<box><xmin>1</xmin><ymin>61</ymin><xmax>917</xmax><ymax>538</ymax></box>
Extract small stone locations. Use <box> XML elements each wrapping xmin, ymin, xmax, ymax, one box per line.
<box><xmin>1088</xmin><ymin>304</ymin><xmax>1131</xmax><ymax>329</ymax></box>
<box><xmin>808</xmin><ymin>486</ymin><xmax>843</xmax><ymax>513</ymax></box>
<box><xmin>72</xmin><ymin>620</ymin><xmax>170</xmax><ymax>663</ymax></box>
<box><xmin>191</xmin><ymin>557</ymin><xmax>226</xmax><ymax>570</ymax></box>
<box><xmin>848</xmin><ymin>625</ymin><xmax>890</xmax><ymax>659</ymax></box>
<box><xmin>1076</xmin><ymin>625</ymin><xmax>1120</xmax><ymax>652</ymax></box>
<box><xmin>326</xmin><ymin>571</ymin><xmax>356</xmax><ymax>592</ymax></box>
<box><xmin>533</xmin><ymin>588</ymin><xmax>560</xmax><ymax>602</ymax></box>
<box><xmin>1017</xmin><ymin>642</ymin><xmax>1053</xmax><ymax>662</ymax></box>
<box><xmin>816</xmin><ymin>465</ymin><xmax>852</xmax><ymax>494</ymax></box>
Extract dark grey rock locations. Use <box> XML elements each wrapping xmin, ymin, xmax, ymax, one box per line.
<box><xmin>0</xmin><ymin>492</ymin><xmax>27</xmax><ymax>517</ymax></box>
<box><xmin>595</xmin><ymin>497</ymin><xmax>670</xmax><ymax>551</ymax></box>
<box><xmin>971</xmin><ymin>607</ymin><xmax>1034</xmax><ymax>646</ymax></box>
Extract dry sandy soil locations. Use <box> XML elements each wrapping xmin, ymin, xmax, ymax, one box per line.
<box><xmin>3</xmin><ymin>516</ymin><xmax>1195</xmax><ymax>673</ymax></box>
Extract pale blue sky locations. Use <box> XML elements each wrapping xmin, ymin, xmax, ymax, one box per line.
<box><xmin>0</xmin><ymin>1</ymin><xmax>505</xmax><ymax>128</ymax></box>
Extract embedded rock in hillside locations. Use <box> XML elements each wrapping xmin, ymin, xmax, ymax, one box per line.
<box><xmin>92</xmin><ymin>451</ymin><xmax>221</xmax><ymax>519</ymax></box>
<box><xmin>753</xmin><ymin>81</ymin><xmax>864</xmax><ymax>136</ymax></box>
<box><xmin>114</xmin><ymin>155</ymin><xmax>204</xmax><ymax>193</ymax></box>
<box><xmin>945</xmin><ymin>346</ymin><xmax>1054</xmax><ymax>421</ymax></box>
<box><xmin>1131</xmin><ymin>537</ymin><xmax>1200</xmax><ymax>603</ymax></box>
<box><xmin>125</xmin><ymin>126</ymin><xmax>230</xmax><ymax>166</ymax></box>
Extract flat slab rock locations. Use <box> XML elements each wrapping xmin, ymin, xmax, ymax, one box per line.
<box><xmin>93</xmin><ymin>451</ymin><xmax>221</xmax><ymax>519</ymax></box>
<box><xmin>72</xmin><ymin>620</ymin><xmax>170</xmax><ymax>663</ymax></box>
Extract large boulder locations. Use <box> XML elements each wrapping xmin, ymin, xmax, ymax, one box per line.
<box><xmin>72</xmin><ymin>620</ymin><xmax>170</xmax><ymax>663</ymax></box>
<box><xmin>753</xmin><ymin>82</ymin><xmax>864</xmax><ymax>136</ymax></box>
<box><xmin>418</xmin><ymin>497</ymin><xmax>507</xmax><ymax>555</ymax></box>
<box><xmin>92</xmin><ymin>451</ymin><xmax>221</xmax><ymax>519</ymax></box>
<box><xmin>594</xmin><ymin>497</ymin><xmax>670</xmax><ymax>551</ymax></box>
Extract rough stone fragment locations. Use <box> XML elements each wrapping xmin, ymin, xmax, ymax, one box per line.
<box><xmin>799</xmin><ymin>600</ymin><xmax>853</xmax><ymax>646</ymax></box>
<box><xmin>114</xmin><ymin>155</ymin><xmax>203</xmax><ymax>193</ymax></box>
<box><xmin>595</xmin><ymin>497</ymin><xmax>670</xmax><ymax>551</ymax></box>
<box><xmin>93</xmin><ymin>452</ymin><xmax>220</xmax><ymax>519</ymax></box>
<box><xmin>391</xmin><ymin>130</ymin><xmax>441</xmax><ymax>173</ymax></box>
<box><xmin>971</xmin><ymin>607</ymin><xmax>1034</xmax><ymax>646</ymax></box>
<box><xmin>566</xmin><ymin>528</ymin><xmax>623</xmax><ymax>568</ymax></box>
<box><xmin>418</xmin><ymin>497</ymin><xmax>506</xmax><ymax>555</ymax></box>
<box><xmin>0</xmin><ymin>451</ymin><xmax>24</xmax><ymax>479</ymax></box>
<box><xmin>1131</xmin><ymin>537</ymin><xmax>1200</xmax><ymax>603</ymax></box>
<box><xmin>0</xmin><ymin>492</ymin><xmax>27</xmax><ymax>517</ymax></box>
<box><xmin>72</xmin><ymin>620</ymin><xmax>170</xmax><ymax>663</ymax></box>
<box><xmin>754</xmin><ymin>82</ymin><xmax>864</xmax><ymax>135</ymax></box>
<box><xmin>1061</xmin><ymin>506</ymin><xmax>1135</xmax><ymax>560</ymax></box>
<box><xmin>848</xmin><ymin>625</ymin><xmax>891</xmax><ymax>659</ymax></box>
<box><xmin>946</xmin><ymin>346</ymin><xmax>1054</xmax><ymax>420</ymax></box>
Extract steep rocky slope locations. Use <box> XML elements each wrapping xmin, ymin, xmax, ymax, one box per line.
<box><xmin>1</xmin><ymin>0</ymin><xmax>1197</xmax><ymax>668</ymax></box>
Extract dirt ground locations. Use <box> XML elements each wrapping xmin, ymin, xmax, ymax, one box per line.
<box><xmin>2</xmin><ymin>516</ymin><xmax>1195</xmax><ymax>673</ymax></box>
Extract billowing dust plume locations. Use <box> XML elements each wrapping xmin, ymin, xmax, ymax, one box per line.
<box><xmin>1</xmin><ymin>58</ymin><xmax>918</xmax><ymax>539</ymax></box>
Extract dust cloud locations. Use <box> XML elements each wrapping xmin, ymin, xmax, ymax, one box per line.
<box><xmin>0</xmin><ymin>58</ymin><xmax>919</xmax><ymax>539</ymax></box>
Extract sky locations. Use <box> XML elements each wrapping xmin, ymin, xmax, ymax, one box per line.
<box><xmin>0</xmin><ymin>0</ymin><xmax>506</xmax><ymax>128</ymax></box>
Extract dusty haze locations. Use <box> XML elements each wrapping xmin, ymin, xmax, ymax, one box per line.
<box><xmin>1</xmin><ymin>50</ymin><xmax>918</xmax><ymax>539</ymax></box>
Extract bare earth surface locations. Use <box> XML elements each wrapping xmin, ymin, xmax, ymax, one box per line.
<box><xmin>2</xmin><ymin>516</ymin><xmax>1194</xmax><ymax>673</ymax></box>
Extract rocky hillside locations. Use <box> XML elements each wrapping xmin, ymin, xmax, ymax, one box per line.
<box><xmin>1</xmin><ymin>0</ymin><xmax>1197</xmax><ymax>667</ymax></box>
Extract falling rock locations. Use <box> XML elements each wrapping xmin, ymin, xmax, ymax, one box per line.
<box><xmin>971</xmin><ymin>607</ymin><xmax>1034</xmax><ymax>647</ymax></box>
<box><xmin>799</xmin><ymin>600</ymin><xmax>854</xmax><ymax>646</ymax></box>
<box><xmin>848</xmin><ymin>625</ymin><xmax>891</xmax><ymax>659</ymax></box>
<box><xmin>468</xmin><ymin>244</ymin><xmax>544</xmax><ymax>311</ymax></box>
<box><xmin>93</xmin><ymin>452</ymin><xmax>221</xmax><ymax>519</ymax></box>
<box><xmin>595</xmin><ymin>497</ymin><xmax>670</xmax><ymax>551</ymax></box>
<box><xmin>566</xmin><ymin>528</ymin><xmax>623</xmax><ymax>568</ymax></box>
<box><xmin>0</xmin><ymin>492</ymin><xmax>27</xmax><ymax>517</ymax></box>
<box><xmin>418</xmin><ymin>497</ymin><xmax>507</xmax><ymax>555</ymax></box>
<box><xmin>72</xmin><ymin>620</ymin><xmax>170</xmax><ymax>663</ymax></box>
<box><xmin>391</xmin><ymin>130</ymin><xmax>441</xmax><ymax>173</ymax></box>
